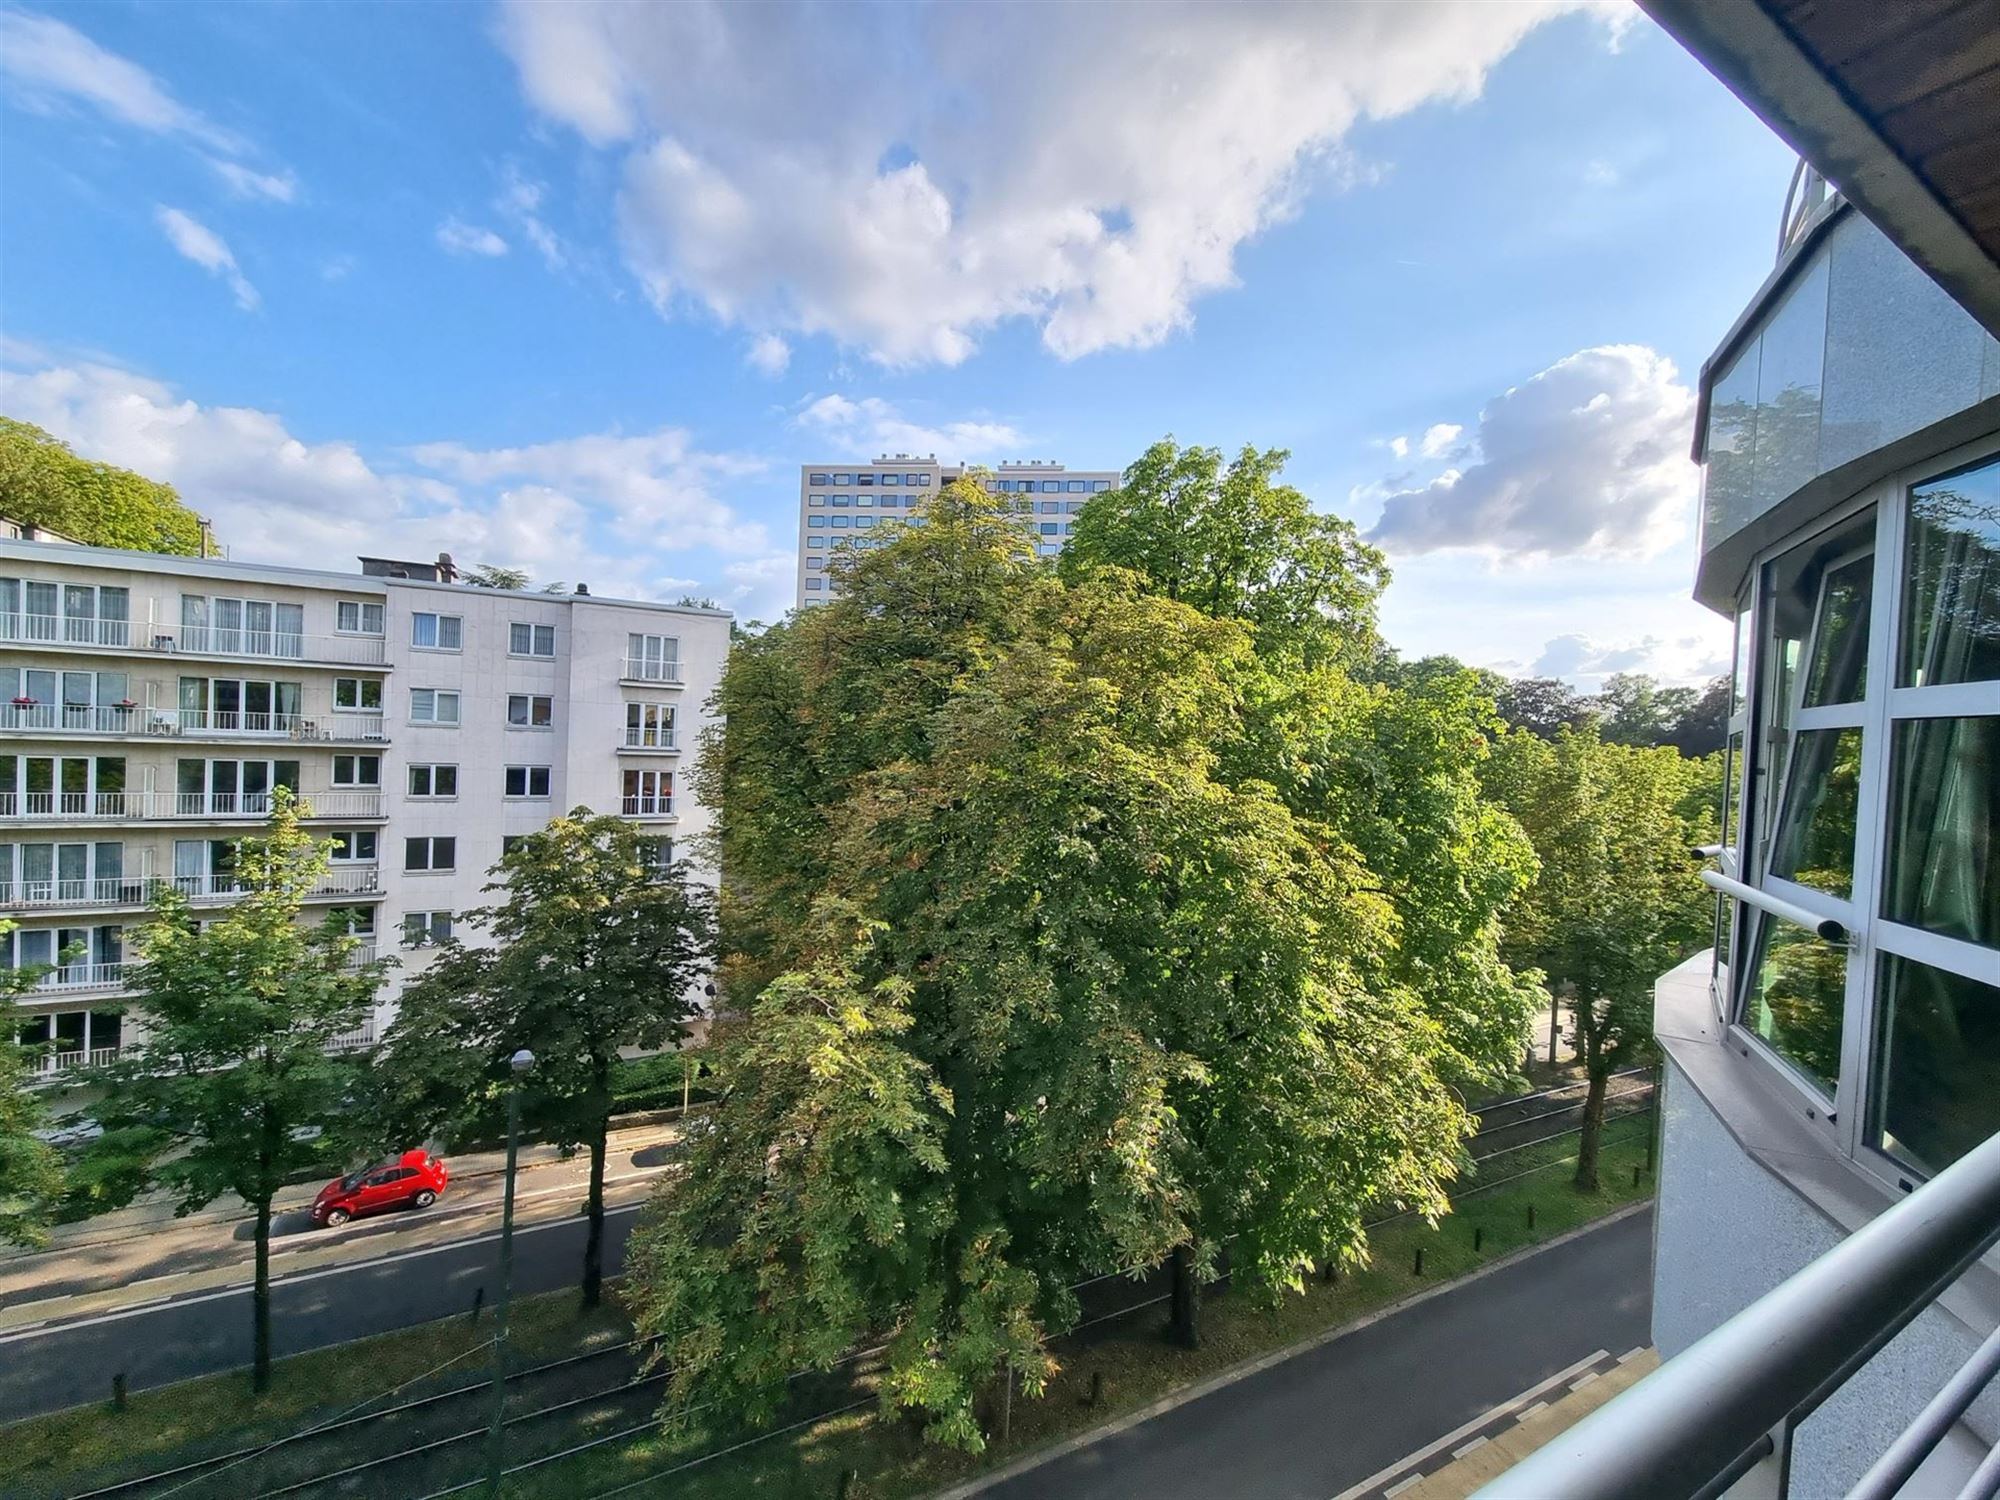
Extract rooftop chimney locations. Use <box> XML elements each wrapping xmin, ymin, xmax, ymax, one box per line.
<box><xmin>575</xmin><ymin>583</ymin><xmax>590</xmax><ymax>596</ymax></box>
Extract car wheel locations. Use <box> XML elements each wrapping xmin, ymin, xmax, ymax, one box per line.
<box><xmin>325</xmin><ymin>1207</ymin><xmax>351</xmax><ymax>1227</ymax></box>
<box><xmin>413</xmin><ymin>1189</ymin><xmax>437</xmax><ymax>1210</ymax></box>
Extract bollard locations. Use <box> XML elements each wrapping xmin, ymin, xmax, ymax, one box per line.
<box><xmin>1322</xmin><ymin>1258</ymin><xmax>1338</xmax><ymax>1284</ymax></box>
<box><xmin>1088</xmin><ymin>1371</ymin><xmax>1104</xmax><ymax>1408</ymax></box>
<box><xmin>1413</xmin><ymin>1246</ymin><xmax>1425</xmax><ymax>1275</ymax></box>
<box><xmin>1633</xmin><ymin>1163</ymin><xmax>1643</xmax><ymax>1187</ymax></box>
<box><xmin>111</xmin><ymin>1373</ymin><xmax>127</xmax><ymax>1413</ymax></box>
<box><xmin>470</xmin><ymin>1285</ymin><xmax>486</xmax><ymax>1324</ymax></box>
<box><xmin>1527</xmin><ymin>1203</ymin><xmax>1537</xmax><ymax>1230</ymax></box>
<box><xmin>1473</xmin><ymin>1226</ymin><xmax>1484</xmax><ymax>1253</ymax></box>
<box><xmin>835</xmin><ymin>1467</ymin><xmax>856</xmax><ymax>1499</ymax></box>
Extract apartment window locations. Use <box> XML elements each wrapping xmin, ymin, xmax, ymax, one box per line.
<box><xmin>334</xmin><ymin>678</ymin><xmax>383</xmax><ymax>711</ymax></box>
<box><xmin>0</xmin><ymin>668</ymin><xmax>132</xmax><ymax>730</ymax></box>
<box><xmin>181</xmin><ymin>595</ymin><xmax>306</xmax><ymax>659</ymax></box>
<box><xmin>855</xmin><ymin>517</ymin><xmax>875</xmax><ymax>529</ymax></box>
<box><xmin>625</xmin><ymin>635</ymin><xmax>679</xmax><ymax>682</ymax></box>
<box><xmin>831</xmin><ymin>516</ymin><xmax>853</xmax><ymax>529</ymax></box>
<box><xmin>328</xmin><ymin>830</ymin><xmax>378</xmax><ymax>862</ymax></box>
<box><xmin>856</xmin><ymin>495</ymin><xmax>874</xmax><ymax>507</ymax></box>
<box><xmin>504</xmin><ymin>765</ymin><xmax>552</xmax><ymax>798</ymax></box>
<box><xmin>1</xmin><ymin>923</ymin><xmax>122</xmax><ymax>978</ymax></box>
<box><xmin>1039</xmin><ymin>523</ymin><xmax>1060</xmax><ymax>536</ymax></box>
<box><xmin>1039</xmin><ymin>480</ymin><xmax>1058</xmax><ymax>493</ymax></box>
<box><xmin>808</xmin><ymin>472</ymin><xmax>830</xmax><ymax>486</ymax></box>
<box><xmin>332</xmin><ymin>753</ymin><xmax>380</xmax><ymax>787</ymax></box>
<box><xmin>410</xmin><ymin>612</ymin><xmax>463</xmax><ymax>651</ymax></box>
<box><xmin>880</xmin><ymin>473</ymin><xmax>900</xmax><ymax>486</ymax></box>
<box><xmin>621</xmin><ymin>768</ymin><xmax>672</xmax><ymax>816</ymax></box>
<box><xmin>175</xmin><ymin>757</ymin><xmax>299</xmax><ymax>815</ymax></box>
<box><xmin>809</xmin><ymin>495</ymin><xmax>826</xmax><ymax>507</ymax></box>
<box><xmin>407</xmin><ymin>763</ymin><xmax>458</xmax><ymax>797</ymax></box>
<box><xmin>805</xmin><ymin>579</ymin><xmax>824</xmax><ymax>591</ymax></box>
<box><xmin>856</xmin><ymin>473</ymin><xmax>874</xmax><ymax>487</ymax></box>
<box><xmin>833</xmin><ymin>473</ymin><xmax>853</xmax><ymax>485</ymax></box>
<box><xmin>405</xmin><ymin>836</ymin><xmax>456</xmax><ymax>872</ymax></box>
<box><xmin>0</xmin><ymin>840</ymin><xmax>125</xmax><ymax>904</ymax></box>
<box><xmin>1717</xmin><ymin>448</ymin><xmax>2000</xmax><ymax>1186</ymax></box>
<box><xmin>409</xmin><ymin>688</ymin><xmax>462</xmax><ymax>725</ymax></box>
<box><xmin>0</xmin><ymin>580</ymin><xmax>132</xmax><ymax>648</ymax></box>
<box><xmin>1066</xmin><ymin>480</ymin><xmax>1087</xmax><ymax>493</ymax></box>
<box><xmin>808</xmin><ymin>516</ymin><xmax>828</xmax><ymax>529</ymax></box>
<box><xmin>506</xmin><ymin>694</ymin><xmax>554</xmax><ymax>728</ymax></box>
<box><xmin>509</xmin><ymin>622</ymin><xmax>556</xmax><ymax>657</ymax></box>
<box><xmin>332</xmin><ymin>906</ymin><xmax>376</xmax><ymax>937</ymax></box>
<box><xmin>909</xmin><ymin>473</ymin><xmax>928</xmax><ymax>486</ymax></box>
<box><xmin>402</xmin><ymin>911</ymin><xmax>452</xmax><ymax>947</ymax></box>
<box><xmin>830</xmin><ymin>494</ymin><xmax>852</xmax><ymax>507</ymax></box>
<box><xmin>336</xmin><ymin>600</ymin><xmax>385</xmax><ymax>635</ymax></box>
<box><xmin>637</xmin><ymin>836</ymin><xmax>673</xmax><ymax>878</ymax></box>
<box><xmin>501</xmin><ymin>834</ymin><xmax>527</xmax><ymax>855</ymax></box>
<box><xmin>1092</xmin><ymin>481</ymin><xmax>1112</xmax><ymax>492</ymax></box>
<box><xmin>626</xmin><ymin>702</ymin><xmax>676</xmax><ymax>748</ymax></box>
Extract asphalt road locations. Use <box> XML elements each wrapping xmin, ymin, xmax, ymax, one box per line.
<box><xmin>0</xmin><ymin>1203</ymin><xmax>642</xmax><ymax>1424</ymax></box>
<box><xmin>983</xmin><ymin>1205</ymin><xmax>1655</xmax><ymax>1500</ymax></box>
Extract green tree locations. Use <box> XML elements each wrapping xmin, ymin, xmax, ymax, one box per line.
<box><xmin>93</xmin><ymin>790</ymin><xmax>385</xmax><ymax>1391</ymax></box>
<box><xmin>0</xmin><ymin>923</ymin><xmax>66</xmax><ymax>1247</ymax></box>
<box><xmin>0</xmin><ymin>418</ymin><xmax>209</xmax><ymax>554</ymax></box>
<box><xmin>372</xmin><ymin>812</ymin><xmax>714</xmax><ymax>1307</ymax></box>
<box><xmin>1481</xmin><ymin>727</ymin><xmax>1716</xmax><ymax>1187</ymax></box>
<box><xmin>462</xmin><ymin>563</ymin><xmax>531</xmax><ymax>589</ymax></box>
<box><xmin>1493</xmin><ymin>676</ymin><xmax>1594</xmax><ymax>740</ymax></box>
<box><xmin>642</xmin><ymin>476</ymin><xmax>1502</xmax><ymax>1447</ymax></box>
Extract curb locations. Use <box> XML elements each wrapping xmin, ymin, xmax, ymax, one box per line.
<box><xmin>930</xmin><ymin>1200</ymin><xmax>1655</xmax><ymax>1500</ymax></box>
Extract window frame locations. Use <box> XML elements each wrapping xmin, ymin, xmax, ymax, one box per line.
<box><xmin>504</xmin><ymin>764</ymin><xmax>552</xmax><ymax>798</ymax></box>
<box><xmin>404</xmin><ymin>835</ymin><xmax>456</xmax><ymax>873</ymax></box>
<box><xmin>335</xmin><ymin>599</ymin><xmax>386</xmax><ymax>636</ymax></box>
<box><xmin>407</xmin><ymin>763</ymin><xmax>459</xmax><ymax>799</ymax></box>
<box><xmin>408</xmin><ymin>687</ymin><xmax>462</xmax><ymax>726</ymax></box>
<box><xmin>410</xmin><ymin>611</ymin><xmax>464</xmax><ymax>652</ymax></box>
<box><xmin>505</xmin><ymin>694</ymin><xmax>554</xmax><ymax>729</ymax></box>
<box><xmin>508</xmin><ymin>622</ymin><xmax>557</xmax><ymax>658</ymax></box>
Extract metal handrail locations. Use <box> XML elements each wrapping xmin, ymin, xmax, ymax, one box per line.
<box><xmin>1699</xmin><ymin>868</ymin><xmax>1846</xmax><ymax>944</ymax></box>
<box><xmin>1474</xmin><ymin>1127</ymin><xmax>2000</xmax><ymax>1499</ymax></box>
<box><xmin>1850</xmin><ymin>1323</ymin><xmax>2000</xmax><ymax>1500</ymax></box>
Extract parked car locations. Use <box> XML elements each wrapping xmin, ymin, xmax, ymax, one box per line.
<box><xmin>310</xmin><ymin>1149</ymin><xmax>449</xmax><ymax>1226</ymax></box>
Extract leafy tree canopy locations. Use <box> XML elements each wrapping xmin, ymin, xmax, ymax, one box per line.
<box><xmin>0</xmin><ymin>923</ymin><xmax>65</xmax><ymax>1248</ymax></box>
<box><xmin>0</xmin><ymin>418</ymin><xmax>209</xmax><ymax>555</ymax></box>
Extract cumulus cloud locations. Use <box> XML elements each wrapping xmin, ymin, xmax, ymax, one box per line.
<box><xmin>793</xmin><ymin>393</ymin><xmax>1025</xmax><ymax>461</ymax></box>
<box><xmin>1418</xmin><ymin>422</ymin><xmax>1462</xmax><ymax>458</ymax></box>
<box><xmin>1368</xmin><ymin>344</ymin><xmax>1697</xmax><ymax>561</ymax></box>
<box><xmin>0</xmin><ymin>350</ymin><xmax>770</xmax><ymax>605</ymax></box>
<box><xmin>436</xmin><ymin>217</ymin><xmax>509</xmax><ymax>257</ymax></box>
<box><xmin>1531</xmin><ymin>631</ymin><xmax>1728</xmax><ymax>691</ymax></box>
<box><xmin>494</xmin><ymin>0</ymin><xmax>1616</xmax><ymax>365</ymax></box>
<box><xmin>746</xmin><ymin>333</ymin><xmax>790</xmax><ymax>377</ymax></box>
<box><xmin>154</xmin><ymin>206</ymin><xmax>259</xmax><ymax>310</ymax></box>
<box><xmin>495</xmin><ymin>167</ymin><xmax>567</xmax><ymax>270</ymax></box>
<box><xmin>3</xmin><ymin>9</ymin><xmax>296</xmax><ymax>202</ymax></box>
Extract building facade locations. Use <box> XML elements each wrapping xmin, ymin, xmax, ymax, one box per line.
<box><xmin>796</xmin><ymin>455</ymin><xmax>1121</xmax><ymax>604</ymax></box>
<box><xmin>0</xmin><ymin>539</ymin><xmax>728</xmax><ymax>1079</ymax></box>
<box><xmin>1643</xmin><ymin>191</ymin><xmax>2000</xmax><ymax>1494</ymax></box>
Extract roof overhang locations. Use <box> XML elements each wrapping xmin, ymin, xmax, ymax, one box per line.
<box><xmin>1640</xmin><ymin>0</ymin><xmax>2000</xmax><ymax>340</ymax></box>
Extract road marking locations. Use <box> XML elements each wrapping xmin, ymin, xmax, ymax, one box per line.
<box><xmin>1514</xmin><ymin>1401</ymin><xmax>1547</xmax><ymax>1423</ymax></box>
<box><xmin>1569</xmin><ymin>1371</ymin><xmax>1600</xmax><ymax>1392</ymax></box>
<box><xmin>1452</xmin><ymin>1436</ymin><xmax>1490</xmax><ymax>1459</ymax></box>
<box><xmin>0</xmin><ymin>1202</ymin><xmax>646</xmax><ymax>1345</ymax></box>
<box><xmin>932</xmin><ymin>1201</ymin><xmax>1652</xmax><ymax>1500</ymax></box>
<box><xmin>1618</xmin><ymin>1346</ymin><xmax>1648</xmax><ymax>1363</ymax></box>
<box><xmin>1383</xmin><ymin>1475</ymin><xmax>1426</xmax><ymax>1498</ymax></box>
<box><xmin>1325</xmin><ymin>1348</ymin><xmax>1612</xmax><ymax>1500</ymax></box>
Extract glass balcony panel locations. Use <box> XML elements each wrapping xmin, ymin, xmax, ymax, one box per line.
<box><xmin>1902</xmin><ymin>457</ymin><xmax>2000</xmax><ymax>687</ymax></box>
<box><xmin>1769</xmin><ymin>726</ymin><xmax>1862</xmax><ymax>896</ymax></box>
<box><xmin>1739</xmin><ymin>917</ymin><xmax>1848</xmax><ymax>1095</ymax></box>
<box><xmin>1871</xmin><ymin>953</ymin><xmax>2000</xmax><ymax>1175</ymax></box>
<box><xmin>1883</xmin><ymin>715</ymin><xmax>1998</xmax><ymax>949</ymax></box>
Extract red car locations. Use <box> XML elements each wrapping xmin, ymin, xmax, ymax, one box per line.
<box><xmin>311</xmin><ymin>1149</ymin><xmax>449</xmax><ymax>1226</ymax></box>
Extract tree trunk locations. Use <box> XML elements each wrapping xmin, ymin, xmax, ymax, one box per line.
<box><xmin>252</xmin><ymin>1196</ymin><xmax>273</xmax><ymax>1393</ymax></box>
<box><xmin>1574</xmin><ymin>1063</ymin><xmax>1609</xmax><ymax>1192</ymax></box>
<box><xmin>581</xmin><ymin>1067</ymin><xmax>610</xmax><ymax>1308</ymax></box>
<box><xmin>1169</xmin><ymin>1243</ymin><xmax>1200</xmax><ymax>1349</ymax></box>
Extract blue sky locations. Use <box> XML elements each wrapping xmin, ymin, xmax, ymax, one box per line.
<box><xmin>0</xmin><ymin>0</ymin><xmax>1796</xmax><ymax>682</ymax></box>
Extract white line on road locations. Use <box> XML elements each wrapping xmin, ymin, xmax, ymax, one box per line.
<box><xmin>1513</xmin><ymin>1401</ymin><xmax>1547</xmax><ymax>1423</ymax></box>
<box><xmin>1327</xmin><ymin>1347</ymin><xmax>1610</xmax><ymax>1500</ymax></box>
<box><xmin>1452</xmin><ymin>1435</ymin><xmax>1490</xmax><ymax>1459</ymax></box>
<box><xmin>0</xmin><ymin>1202</ymin><xmax>647</xmax><ymax>1346</ymax></box>
<box><xmin>1382</xmin><ymin>1475</ymin><xmax>1425</xmax><ymax>1499</ymax></box>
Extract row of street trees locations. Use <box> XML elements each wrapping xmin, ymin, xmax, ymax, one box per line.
<box><xmin>0</xmin><ymin>793</ymin><xmax>714</xmax><ymax>1393</ymax></box>
<box><xmin>626</xmin><ymin>448</ymin><xmax>1549</xmax><ymax>1449</ymax></box>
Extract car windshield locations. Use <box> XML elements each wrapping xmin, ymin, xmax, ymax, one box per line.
<box><xmin>338</xmin><ymin>1169</ymin><xmax>369</xmax><ymax>1192</ymax></box>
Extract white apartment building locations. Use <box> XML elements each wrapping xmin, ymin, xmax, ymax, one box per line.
<box><xmin>0</xmin><ymin>539</ymin><xmax>728</xmax><ymax>1079</ymax></box>
<box><xmin>796</xmin><ymin>455</ymin><xmax>1121</xmax><ymax>604</ymax></box>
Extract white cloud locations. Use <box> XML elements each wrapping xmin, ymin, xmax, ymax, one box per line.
<box><xmin>436</xmin><ymin>218</ymin><xmax>509</xmax><ymax>257</ymax></box>
<box><xmin>1368</xmin><ymin>344</ymin><xmax>1697</xmax><ymax>561</ymax></box>
<box><xmin>213</xmin><ymin>160</ymin><xmax>297</xmax><ymax>203</ymax></box>
<box><xmin>2</xmin><ymin>10</ymin><xmax>297</xmax><ymax>202</ymax></box>
<box><xmin>722</xmin><ymin>552</ymin><xmax>799</xmax><ymax>624</ymax></box>
<box><xmin>1530</xmin><ymin>631</ymin><xmax>1728</xmax><ymax>691</ymax></box>
<box><xmin>1386</xmin><ymin>435</ymin><xmax>1411</xmax><ymax>460</ymax></box>
<box><xmin>1582</xmin><ymin>157</ymin><xmax>1620</xmax><ymax>188</ymax></box>
<box><xmin>793</xmin><ymin>393</ymin><xmax>1025</xmax><ymax>462</ymax></box>
<box><xmin>320</xmin><ymin>254</ymin><xmax>356</xmax><ymax>282</ymax></box>
<box><xmin>154</xmin><ymin>206</ymin><xmax>259</xmax><ymax>310</ymax></box>
<box><xmin>1418</xmin><ymin>421</ymin><xmax>1462</xmax><ymax>458</ymax></box>
<box><xmin>495</xmin><ymin>166</ymin><xmax>567</xmax><ymax>270</ymax></box>
<box><xmin>0</xmin><ymin>351</ymin><xmax>770</xmax><ymax>605</ymax></box>
<box><xmin>746</xmin><ymin>333</ymin><xmax>790</xmax><ymax>377</ymax></box>
<box><xmin>494</xmin><ymin>0</ymin><xmax>1618</xmax><ymax>365</ymax></box>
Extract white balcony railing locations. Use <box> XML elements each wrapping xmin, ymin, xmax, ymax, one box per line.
<box><xmin>620</xmin><ymin>795</ymin><xmax>675</xmax><ymax>817</ymax></box>
<box><xmin>621</xmin><ymin>658</ymin><xmax>683</xmax><ymax>684</ymax></box>
<box><xmin>29</xmin><ymin>1044</ymin><xmax>121</xmax><ymax>1079</ymax></box>
<box><xmin>622</xmin><ymin>731</ymin><xmax>678</xmax><ymax>750</ymax></box>
<box><xmin>327</xmin><ymin>1019</ymin><xmax>377</xmax><ymax>1052</ymax></box>
<box><xmin>0</xmin><ymin>614</ymin><xmax>389</xmax><ymax>665</ymax></box>
<box><xmin>0</xmin><ymin>790</ymin><xmax>385</xmax><ymax>822</ymax></box>
<box><xmin>0</xmin><ymin>704</ymin><xmax>387</xmax><ymax>742</ymax></box>
<box><xmin>0</xmin><ymin>867</ymin><xmax>381</xmax><ymax>910</ymax></box>
<box><xmin>27</xmin><ymin>962</ymin><xmax>127</xmax><ymax>995</ymax></box>
<box><xmin>0</xmin><ymin>614</ymin><xmax>133</xmax><ymax>649</ymax></box>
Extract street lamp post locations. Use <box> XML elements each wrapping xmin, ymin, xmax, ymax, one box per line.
<box><xmin>486</xmin><ymin>1047</ymin><xmax>534</xmax><ymax>1497</ymax></box>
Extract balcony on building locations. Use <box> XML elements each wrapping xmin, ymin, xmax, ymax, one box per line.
<box><xmin>0</xmin><ymin>612</ymin><xmax>390</xmax><ymax>669</ymax></box>
<box><xmin>0</xmin><ymin>701</ymin><xmax>386</xmax><ymax>744</ymax></box>
<box><xmin>0</xmin><ymin>788</ymin><xmax>386</xmax><ymax>823</ymax></box>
